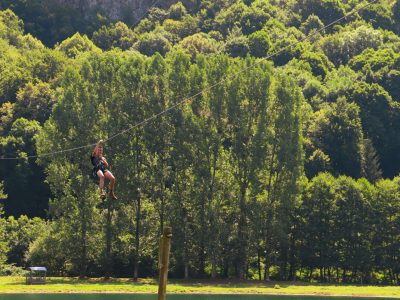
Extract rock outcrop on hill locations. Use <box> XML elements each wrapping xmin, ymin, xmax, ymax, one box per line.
<box><xmin>57</xmin><ymin>0</ymin><xmax>177</xmax><ymax>22</ymax></box>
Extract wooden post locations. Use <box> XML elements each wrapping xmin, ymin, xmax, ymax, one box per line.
<box><xmin>158</xmin><ymin>226</ymin><xmax>172</xmax><ymax>300</ymax></box>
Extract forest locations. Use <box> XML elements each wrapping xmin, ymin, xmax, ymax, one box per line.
<box><xmin>0</xmin><ymin>0</ymin><xmax>400</xmax><ymax>284</ymax></box>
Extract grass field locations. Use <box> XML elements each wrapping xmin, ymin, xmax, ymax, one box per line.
<box><xmin>0</xmin><ymin>277</ymin><xmax>400</xmax><ymax>297</ymax></box>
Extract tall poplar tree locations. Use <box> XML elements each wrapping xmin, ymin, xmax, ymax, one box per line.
<box><xmin>226</xmin><ymin>57</ymin><xmax>273</xmax><ymax>279</ymax></box>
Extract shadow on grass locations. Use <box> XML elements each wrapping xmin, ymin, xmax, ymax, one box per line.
<box><xmin>167</xmin><ymin>279</ymin><xmax>379</xmax><ymax>289</ymax></box>
<box><xmin>4</xmin><ymin>278</ymin><xmax>385</xmax><ymax>289</ymax></box>
<box><xmin>5</xmin><ymin>277</ymin><xmax>157</xmax><ymax>286</ymax></box>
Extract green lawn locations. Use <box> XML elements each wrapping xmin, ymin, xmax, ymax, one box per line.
<box><xmin>1</xmin><ymin>277</ymin><xmax>400</xmax><ymax>297</ymax></box>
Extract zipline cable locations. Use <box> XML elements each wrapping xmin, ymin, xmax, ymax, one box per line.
<box><xmin>105</xmin><ymin>0</ymin><xmax>379</xmax><ymax>143</ymax></box>
<box><xmin>0</xmin><ymin>0</ymin><xmax>378</xmax><ymax>160</ymax></box>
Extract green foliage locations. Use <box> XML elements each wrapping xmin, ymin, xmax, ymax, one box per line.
<box><xmin>224</xmin><ymin>26</ymin><xmax>249</xmax><ymax>57</ymax></box>
<box><xmin>0</xmin><ymin>9</ymin><xmax>43</xmax><ymax>50</ymax></box>
<box><xmin>361</xmin><ymin>138</ymin><xmax>382</xmax><ymax>183</ymax></box>
<box><xmin>300</xmin><ymin>51</ymin><xmax>334</xmax><ymax>78</ymax></box>
<box><xmin>309</xmin><ymin>97</ymin><xmax>363</xmax><ymax>177</ymax></box>
<box><xmin>297</xmin><ymin>174</ymin><xmax>378</xmax><ymax>282</ymax></box>
<box><xmin>324</xmin><ymin>65</ymin><xmax>359</xmax><ymax>101</ymax></box>
<box><xmin>0</xmin><ymin>263</ymin><xmax>26</xmax><ymax>276</ymax></box>
<box><xmin>373</xmin><ymin>177</ymin><xmax>400</xmax><ymax>281</ymax></box>
<box><xmin>306</xmin><ymin>149</ymin><xmax>331</xmax><ymax>178</ymax></box>
<box><xmin>300</xmin><ymin>14</ymin><xmax>325</xmax><ymax>35</ymax></box>
<box><xmin>32</xmin><ymin>51</ymin><xmax>304</xmax><ymax>279</ymax></box>
<box><xmin>294</xmin><ymin>0</ymin><xmax>345</xmax><ymax>28</ymax></box>
<box><xmin>168</xmin><ymin>2</ymin><xmax>188</xmax><ymax>20</ymax></box>
<box><xmin>27</xmin><ymin>221</ymin><xmax>68</xmax><ymax>275</ymax></box>
<box><xmin>0</xmin><ymin>9</ymin><xmax>62</xmax><ymax>217</ymax></box>
<box><xmin>0</xmin><ymin>182</ymin><xmax>6</xmax><ymax>201</ymax></box>
<box><xmin>0</xmin><ymin>196</ymin><xmax>38</xmax><ymax>275</ymax></box>
<box><xmin>224</xmin><ymin>35</ymin><xmax>249</xmax><ymax>57</ymax></box>
<box><xmin>334</xmin><ymin>176</ymin><xmax>372</xmax><ymax>276</ymax></box>
<box><xmin>0</xmin><ymin>102</ymin><xmax>14</xmax><ymax>135</ymax></box>
<box><xmin>2</xmin><ymin>0</ymin><xmax>400</xmax><ymax>283</ymax></box>
<box><xmin>346</xmin><ymin>82</ymin><xmax>400</xmax><ymax>177</ymax></box>
<box><xmin>266</xmin><ymin>23</ymin><xmax>307</xmax><ymax>66</ymax></box>
<box><xmin>360</xmin><ymin>4</ymin><xmax>394</xmax><ymax>30</ymax></box>
<box><xmin>0</xmin><ymin>9</ymin><xmax>23</xmax><ymax>45</ymax></box>
<box><xmin>92</xmin><ymin>22</ymin><xmax>137</xmax><ymax>51</ymax></box>
<box><xmin>241</xmin><ymin>2</ymin><xmax>272</xmax><ymax>35</ymax></box>
<box><xmin>349</xmin><ymin>47</ymin><xmax>400</xmax><ymax>100</ymax></box>
<box><xmin>163</xmin><ymin>15</ymin><xmax>200</xmax><ymax>39</ymax></box>
<box><xmin>0</xmin><ymin>0</ymin><xmax>109</xmax><ymax>46</ymax></box>
<box><xmin>0</xmin><ymin>216</ymin><xmax>7</xmax><ymax>270</ymax></box>
<box><xmin>56</xmin><ymin>33</ymin><xmax>101</xmax><ymax>58</ymax></box>
<box><xmin>349</xmin><ymin>47</ymin><xmax>398</xmax><ymax>74</ymax></box>
<box><xmin>135</xmin><ymin>30</ymin><xmax>172</xmax><ymax>56</ymax></box>
<box><xmin>0</xmin><ymin>43</ymin><xmax>32</xmax><ymax>103</ymax></box>
<box><xmin>14</xmin><ymin>81</ymin><xmax>56</xmax><ymax>124</ymax></box>
<box><xmin>16</xmin><ymin>33</ymin><xmax>44</xmax><ymax>50</ymax></box>
<box><xmin>148</xmin><ymin>7</ymin><xmax>169</xmax><ymax>23</ymax></box>
<box><xmin>0</xmin><ymin>116</ymin><xmax>49</xmax><ymax>217</ymax></box>
<box><xmin>248</xmin><ymin>30</ymin><xmax>271</xmax><ymax>57</ymax></box>
<box><xmin>393</xmin><ymin>0</ymin><xmax>400</xmax><ymax>33</ymax></box>
<box><xmin>320</xmin><ymin>25</ymin><xmax>383</xmax><ymax>66</ymax></box>
<box><xmin>213</xmin><ymin>0</ymin><xmax>274</xmax><ymax>36</ymax></box>
<box><xmin>5</xmin><ymin>215</ymin><xmax>47</xmax><ymax>267</ymax></box>
<box><xmin>299</xmin><ymin>173</ymin><xmax>336</xmax><ymax>273</ymax></box>
<box><xmin>134</xmin><ymin>18</ymin><xmax>156</xmax><ymax>35</ymax></box>
<box><xmin>36</xmin><ymin>49</ymin><xmax>67</xmax><ymax>80</ymax></box>
<box><xmin>37</xmin><ymin>52</ymin><xmax>163</xmax><ymax>276</ymax></box>
<box><xmin>214</xmin><ymin>1</ymin><xmax>249</xmax><ymax>35</ymax></box>
<box><xmin>302</xmin><ymin>77</ymin><xmax>328</xmax><ymax>107</ymax></box>
<box><xmin>11</xmin><ymin>117</ymin><xmax>38</xmax><ymax>136</ymax></box>
<box><xmin>177</xmin><ymin>33</ymin><xmax>219</xmax><ymax>58</ymax></box>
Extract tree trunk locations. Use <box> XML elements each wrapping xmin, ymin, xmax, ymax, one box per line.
<box><xmin>211</xmin><ymin>254</ymin><xmax>217</xmax><ymax>279</ymax></box>
<box><xmin>79</xmin><ymin>197</ymin><xmax>88</xmax><ymax>278</ymax></box>
<box><xmin>105</xmin><ymin>204</ymin><xmax>113</xmax><ymax>278</ymax></box>
<box><xmin>206</xmin><ymin>149</ymin><xmax>218</xmax><ymax>279</ymax></box>
<box><xmin>184</xmin><ymin>262</ymin><xmax>189</xmax><ymax>279</ymax></box>
<box><xmin>79</xmin><ymin>240</ymin><xmax>87</xmax><ymax>278</ymax></box>
<box><xmin>223</xmin><ymin>257</ymin><xmax>229</xmax><ymax>278</ymax></box>
<box><xmin>199</xmin><ymin>194</ymin><xmax>206</xmax><ymax>277</ymax></box>
<box><xmin>390</xmin><ymin>268</ymin><xmax>395</xmax><ymax>285</ymax></box>
<box><xmin>257</xmin><ymin>248</ymin><xmax>262</xmax><ymax>280</ymax></box>
<box><xmin>264</xmin><ymin>261</ymin><xmax>270</xmax><ymax>281</ymax></box>
<box><xmin>160</xmin><ymin>181</ymin><xmax>165</xmax><ymax>234</ymax></box>
<box><xmin>133</xmin><ymin>194</ymin><xmax>141</xmax><ymax>281</ymax></box>
<box><xmin>288</xmin><ymin>258</ymin><xmax>296</xmax><ymax>281</ymax></box>
<box><xmin>183</xmin><ymin>228</ymin><xmax>189</xmax><ymax>279</ymax></box>
<box><xmin>133</xmin><ymin>132</ymin><xmax>142</xmax><ymax>281</ymax></box>
<box><xmin>328</xmin><ymin>267</ymin><xmax>331</xmax><ymax>282</ymax></box>
<box><xmin>288</xmin><ymin>231</ymin><xmax>296</xmax><ymax>281</ymax></box>
<box><xmin>237</xmin><ymin>182</ymin><xmax>247</xmax><ymax>280</ymax></box>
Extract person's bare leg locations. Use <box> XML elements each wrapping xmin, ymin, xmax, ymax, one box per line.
<box><xmin>104</xmin><ymin>171</ymin><xmax>117</xmax><ymax>200</ymax></box>
<box><xmin>97</xmin><ymin>170</ymin><xmax>106</xmax><ymax>198</ymax></box>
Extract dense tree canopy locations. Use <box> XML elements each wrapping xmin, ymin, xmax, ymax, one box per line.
<box><xmin>1</xmin><ymin>0</ymin><xmax>400</xmax><ymax>283</ymax></box>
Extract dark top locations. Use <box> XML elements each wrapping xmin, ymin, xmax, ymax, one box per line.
<box><xmin>91</xmin><ymin>154</ymin><xmax>101</xmax><ymax>167</ymax></box>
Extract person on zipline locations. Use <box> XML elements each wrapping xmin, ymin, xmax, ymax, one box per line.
<box><xmin>91</xmin><ymin>140</ymin><xmax>117</xmax><ymax>200</ymax></box>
